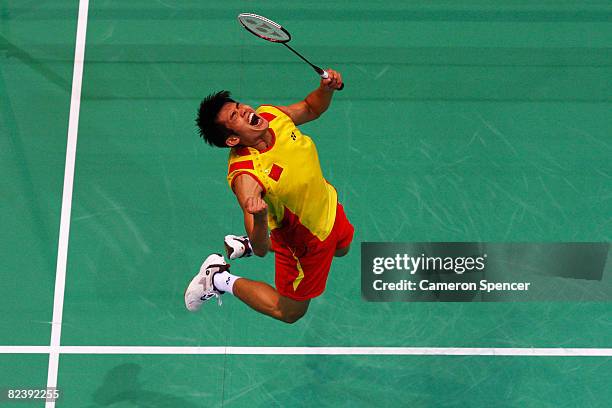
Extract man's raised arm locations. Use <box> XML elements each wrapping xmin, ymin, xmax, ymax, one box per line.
<box><xmin>277</xmin><ymin>68</ymin><xmax>343</xmax><ymax>126</ymax></box>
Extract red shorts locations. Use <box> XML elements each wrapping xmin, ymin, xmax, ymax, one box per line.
<box><xmin>271</xmin><ymin>203</ymin><xmax>354</xmax><ymax>301</ymax></box>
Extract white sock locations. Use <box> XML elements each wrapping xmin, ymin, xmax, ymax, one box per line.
<box><xmin>213</xmin><ymin>271</ymin><xmax>241</xmax><ymax>295</ymax></box>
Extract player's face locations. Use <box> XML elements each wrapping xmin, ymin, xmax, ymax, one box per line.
<box><xmin>217</xmin><ymin>101</ymin><xmax>268</xmax><ymax>146</ymax></box>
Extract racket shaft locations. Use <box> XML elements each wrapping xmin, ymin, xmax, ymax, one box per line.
<box><xmin>283</xmin><ymin>43</ymin><xmax>322</xmax><ymax>72</ymax></box>
<box><xmin>282</xmin><ymin>43</ymin><xmax>344</xmax><ymax>90</ymax></box>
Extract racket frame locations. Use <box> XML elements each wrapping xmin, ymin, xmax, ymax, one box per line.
<box><xmin>237</xmin><ymin>13</ymin><xmax>291</xmax><ymax>43</ymax></box>
<box><xmin>237</xmin><ymin>12</ymin><xmax>343</xmax><ymax>90</ymax></box>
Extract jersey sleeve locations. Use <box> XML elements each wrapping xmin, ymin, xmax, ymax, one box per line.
<box><xmin>227</xmin><ymin>159</ymin><xmax>266</xmax><ymax>195</ymax></box>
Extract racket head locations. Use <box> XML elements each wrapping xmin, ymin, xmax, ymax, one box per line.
<box><xmin>237</xmin><ymin>13</ymin><xmax>291</xmax><ymax>43</ymax></box>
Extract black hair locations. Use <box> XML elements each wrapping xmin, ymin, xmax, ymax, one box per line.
<box><xmin>195</xmin><ymin>90</ymin><xmax>235</xmax><ymax>147</ymax></box>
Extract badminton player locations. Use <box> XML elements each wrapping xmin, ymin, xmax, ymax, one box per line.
<box><xmin>184</xmin><ymin>69</ymin><xmax>353</xmax><ymax>323</ymax></box>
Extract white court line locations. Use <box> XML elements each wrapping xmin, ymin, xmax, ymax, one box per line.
<box><xmin>46</xmin><ymin>1</ymin><xmax>89</xmax><ymax>407</ymax></box>
<box><xmin>2</xmin><ymin>346</ymin><xmax>611</xmax><ymax>357</ymax></box>
<box><xmin>0</xmin><ymin>346</ymin><xmax>50</xmax><ymax>354</ymax></box>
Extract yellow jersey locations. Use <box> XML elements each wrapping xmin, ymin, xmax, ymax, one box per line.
<box><xmin>227</xmin><ymin>105</ymin><xmax>337</xmax><ymax>242</ymax></box>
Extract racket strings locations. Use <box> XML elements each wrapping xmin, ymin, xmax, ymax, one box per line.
<box><xmin>255</xmin><ymin>25</ymin><xmax>284</xmax><ymax>40</ymax></box>
<box><xmin>238</xmin><ymin>14</ymin><xmax>290</xmax><ymax>42</ymax></box>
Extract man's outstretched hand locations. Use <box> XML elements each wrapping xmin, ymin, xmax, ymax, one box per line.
<box><xmin>321</xmin><ymin>68</ymin><xmax>343</xmax><ymax>91</ymax></box>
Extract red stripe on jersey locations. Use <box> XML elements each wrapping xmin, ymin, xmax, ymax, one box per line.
<box><xmin>259</xmin><ymin>112</ymin><xmax>277</xmax><ymax>122</ymax></box>
<box><xmin>228</xmin><ymin>160</ymin><xmax>254</xmax><ymax>175</ymax></box>
<box><xmin>235</xmin><ymin>147</ymin><xmax>251</xmax><ymax>156</ymax></box>
<box><xmin>260</xmin><ymin>128</ymin><xmax>276</xmax><ymax>153</ymax></box>
<box><xmin>259</xmin><ymin>105</ymin><xmax>290</xmax><ymax>118</ymax></box>
<box><xmin>268</xmin><ymin>163</ymin><xmax>283</xmax><ymax>181</ymax></box>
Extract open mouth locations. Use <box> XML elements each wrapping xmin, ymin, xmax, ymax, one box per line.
<box><xmin>248</xmin><ymin>112</ymin><xmax>261</xmax><ymax>126</ymax></box>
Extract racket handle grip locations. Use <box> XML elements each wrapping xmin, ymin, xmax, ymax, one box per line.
<box><xmin>320</xmin><ymin>70</ymin><xmax>344</xmax><ymax>91</ymax></box>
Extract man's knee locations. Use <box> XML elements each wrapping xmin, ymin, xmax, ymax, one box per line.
<box><xmin>280</xmin><ymin>308</ymin><xmax>306</xmax><ymax>324</ymax></box>
<box><xmin>334</xmin><ymin>245</ymin><xmax>350</xmax><ymax>258</ymax></box>
<box><xmin>277</xmin><ymin>297</ymin><xmax>309</xmax><ymax>324</ymax></box>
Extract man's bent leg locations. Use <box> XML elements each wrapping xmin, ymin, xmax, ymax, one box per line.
<box><xmin>233</xmin><ymin>278</ymin><xmax>310</xmax><ymax>324</ymax></box>
<box><xmin>334</xmin><ymin>245</ymin><xmax>350</xmax><ymax>258</ymax></box>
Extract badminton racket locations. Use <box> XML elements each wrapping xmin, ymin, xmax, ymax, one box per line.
<box><xmin>237</xmin><ymin>13</ymin><xmax>344</xmax><ymax>90</ymax></box>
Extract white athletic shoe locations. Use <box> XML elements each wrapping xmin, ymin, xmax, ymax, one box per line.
<box><xmin>224</xmin><ymin>235</ymin><xmax>253</xmax><ymax>260</ymax></box>
<box><xmin>184</xmin><ymin>253</ymin><xmax>230</xmax><ymax>312</ymax></box>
